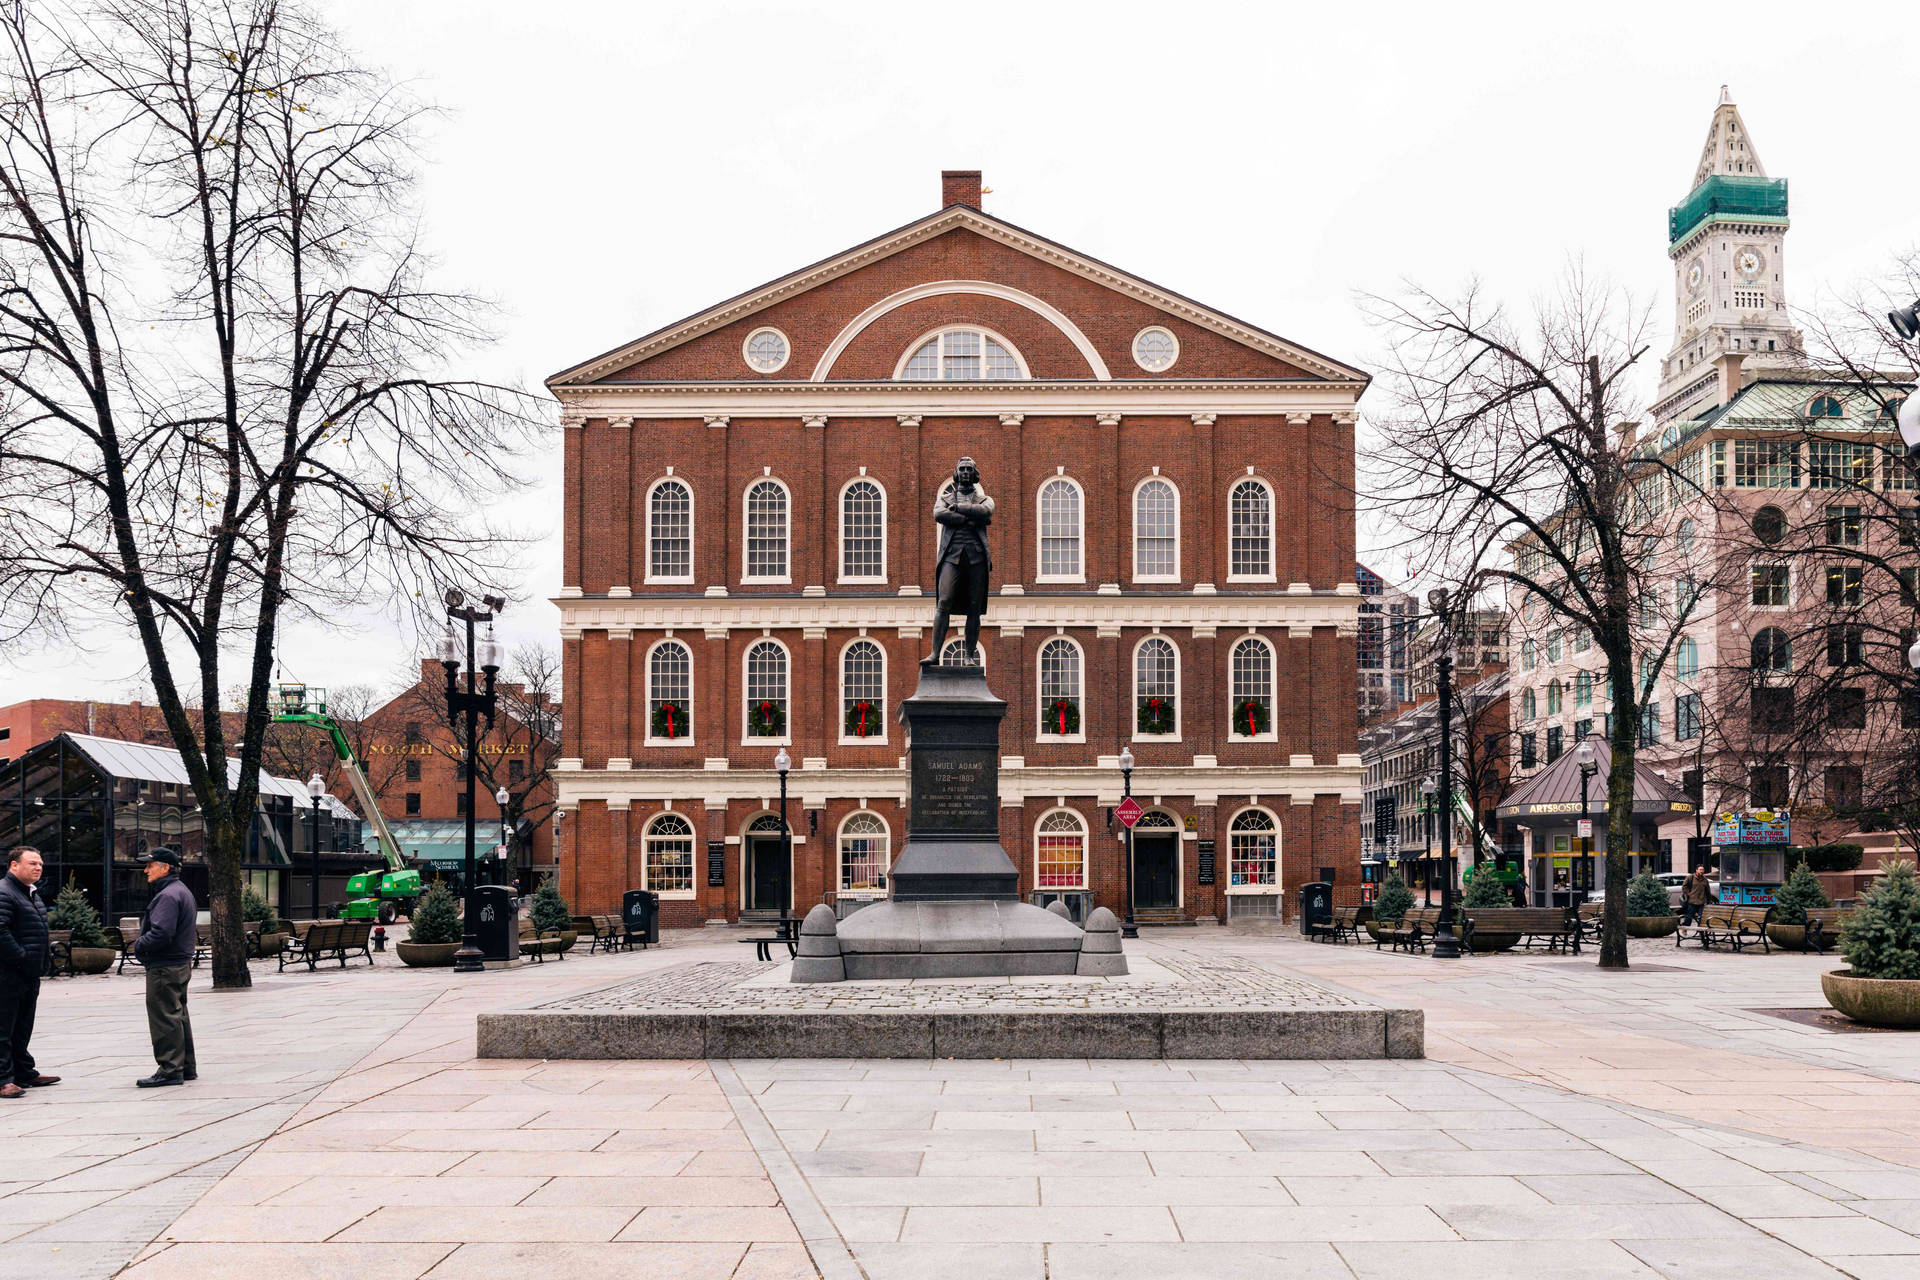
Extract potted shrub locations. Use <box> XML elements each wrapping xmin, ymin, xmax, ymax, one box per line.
<box><xmin>1460</xmin><ymin>869</ymin><xmax>1521</xmax><ymax>951</ymax></box>
<box><xmin>1625</xmin><ymin>870</ymin><xmax>1680</xmax><ymax>938</ymax></box>
<box><xmin>1366</xmin><ymin>872</ymin><xmax>1414</xmax><ymax>943</ymax></box>
<box><xmin>397</xmin><ymin>883</ymin><xmax>463</xmax><ymax>967</ymax></box>
<box><xmin>1766</xmin><ymin>864</ymin><xmax>1831</xmax><ymax>951</ymax></box>
<box><xmin>47</xmin><ymin>883</ymin><xmax>115</xmax><ymax>974</ymax></box>
<box><xmin>242</xmin><ymin>886</ymin><xmax>287</xmax><ymax>959</ymax></box>
<box><xmin>1822</xmin><ymin>859</ymin><xmax>1920</xmax><ymax>1028</ymax></box>
<box><xmin>530</xmin><ymin>876</ymin><xmax>577</xmax><ymax>952</ymax></box>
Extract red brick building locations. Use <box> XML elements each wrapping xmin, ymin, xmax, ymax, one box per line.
<box><xmin>549</xmin><ymin>172</ymin><xmax>1369</xmax><ymax>927</ymax></box>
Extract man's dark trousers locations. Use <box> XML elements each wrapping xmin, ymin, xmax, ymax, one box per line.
<box><xmin>0</xmin><ymin>969</ymin><xmax>38</xmax><ymax>1086</ymax></box>
<box><xmin>145</xmin><ymin>965</ymin><xmax>195</xmax><ymax>1078</ymax></box>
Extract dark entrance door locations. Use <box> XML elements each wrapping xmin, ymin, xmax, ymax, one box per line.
<box><xmin>747</xmin><ymin>835</ymin><xmax>790</xmax><ymax>913</ymax></box>
<box><xmin>1133</xmin><ymin>834</ymin><xmax>1179</xmax><ymax>911</ymax></box>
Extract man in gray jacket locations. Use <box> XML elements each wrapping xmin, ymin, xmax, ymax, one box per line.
<box><xmin>133</xmin><ymin>848</ymin><xmax>197</xmax><ymax>1087</ymax></box>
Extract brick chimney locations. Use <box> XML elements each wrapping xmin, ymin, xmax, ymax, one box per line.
<box><xmin>941</xmin><ymin>170</ymin><xmax>982</xmax><ymax>210</ymax></box>
<box><xmin>1714</xmin><ymin>350</ymin><xmax>1747</xmax><ymax>407</ymax></box>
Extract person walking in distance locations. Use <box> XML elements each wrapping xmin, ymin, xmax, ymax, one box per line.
<box><xmin>133</xmin><ymin>848</ymin><xmax>197</xmax><ymax>1088</ymax></box>
<box><xmin>0</xmin><ymin>848</ymin><xmax>61</xmax><ymax>1099</ymax></box>
<box><xmin>1682</xmin><ymin>865</ymin><xmax>1712</xmax><ymax>927</ymax></box>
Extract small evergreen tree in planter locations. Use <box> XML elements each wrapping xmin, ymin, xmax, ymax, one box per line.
<box><xmin>398</xmin><ymin>882</ymin><xmax>464</xmax><ymax>966</ymax></box>
<box><xmin>1823</xmin><ymin>859</ymin><xmax>1920</xmax><ymax>1027</ymax></box>
<box><xmin>1766</xmin><ymin>864</ymin><xmax>1832</xmax><ymax>951</ymax></box>
<box><xmin>48</xmin><ymin>883</ymin><xmax>114</xmax><ymax>972</ymax></box>
<box><xmin>1460</xmin><ymin>868</ymin><xmax>1520</xmax><ymax>951</ymax></box>
<box><xmin>1624</xmin><ymin>870</ymin><xmax>1679</xmax><ymax>937</ymax></box>
<box><xmin>1367</xmin><ymin>872</ymin><xmax>1415</xmax><ymax>942</ymax></box>
<box><xmin>242</xmin><ymin>886</ymin><xmax>285</xmax><ymax>957</ymax></box>
<box><xmin>530</xmin><ymin>876</ymin><xmax>576</xmax><ymax>950</ymax></box>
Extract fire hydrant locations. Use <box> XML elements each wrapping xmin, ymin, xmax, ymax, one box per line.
<box><xmin>372</xmin><ymin>925</ymin><xmax>388</xmax><ymax>953</ymax></box>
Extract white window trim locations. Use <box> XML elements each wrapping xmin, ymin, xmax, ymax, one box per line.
<box><xmin>1223</xmin><ymin>805</ymin><xmax>1282</xmax><ymax>896</ymax></box>
<box><xmin>741</xmin><ymin>325</ymin><xmax>791</xmax><ymax>375</ymax></box>
<box><xmin>1131</xmin><ymin>635</ymin><xmax>1182</xmax><ymax>742</ymax></box>
<box><xmin>837</xmin><ymin>636</ymin><xmax>890</xmax><ymax>747</ymax></box>
<box><xmin>740</xmin><ymin>638</ymin><xmax>793</xmax><ymax>747</ymax></box>
<box><xmin>939</xmin><ymin>638</ymin><xmax>987</xmax><ymax>670</ymax></box>
<box><xmin>1036</xmin><ymin>476</ymin><xmax>1086</xmax><ymax>584</ymax></box>
<box><xmin>1131</xmin><ymin>325</ymin><xmax>1180</xmax><ymax>373</ymax></box>
<box><xmin>1226</xmin><ymin>477</ymin><xmax>1278</xmax><ymax>583</ymax></box>
<box><xmin>836</xmin><ymin>811</ymin><xmax>891</xmax><ymax>899</ymax></box>
<box><xmin>1033</xmin><ymin>807</ymin><xmax>1089</xmax><ymax>891</ymax></box>
<box><xmin>640</xmin><ymin>813</ymin><xmax>698</xmax><ymax>900</ymax></box>
<box><xmin>892</xmin><ymin>323</ymin><xmax>1032</xmax><ymax>381</ymax></box>
<box><xmin>1130</xmin><ymin>811</ymin><xmax>1186</xmax><ymax>911</ymax></box>
<box><xmin>643</xmin><ymin>476</ymin><xmax>695</xmax><ymax>586</ymax></box>
<box><xmin>1226</xmin><ymin>637</ymin><xmax>1278</xmax><ymax>744</ymax></box>
<box><xmin>836</xmin><ymin>475</ymin><xmax>888</xmax><ymax>585</ymax></box>
<box><xmin>643</xmin><ymin>638</ymin><xmax>696</xmax><ymax>748</ymax></box>
<box><xmin>741</xmin><ymin>476</ymin><xmax>793</xmax><ymax>586</ymax></box>
<box><xmin>1130</xmin><ymin>475</ymin><xmax>1181</xmax><ymax>583</ymax></box>
<box><xmin>1036</xmin><ymin>636</ymin><xmax>1087</xmax><ymax>744</ymax></box>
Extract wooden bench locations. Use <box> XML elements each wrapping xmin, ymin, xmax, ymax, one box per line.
<box><xmin>1462</xmin><ymin>906</ymin><xmax>1580</xmax><ymax>955</ymax></box>
<box><xmin>518</xmin><ymin>918</ymin><xmax>566</xmax><ymax>963</ymax></box>
<box><xmin>46</xmin><ymin>928</ymin><xmax>73</xmax><ymax>978</ymax></box>
<box><xmin>1803</xmin><ymin>907</ymin><xmax>1854</xmax><ymax>955</ymax></box>
<box><xmin>1304</xmin><ymin>907</ymin><xmax>1341</xmax><ymax>942</ymax></box>
<box><xmin>1677</xmin><ymin>904</ymin><xmax>1772</xmax><ymax>953</ymax></box>
<box><xmin>581</xmin><ymin>914</ymin><xmax>626</xmax><ymax>954</ymax></box>
<box><xmin>1311</xmin><ymin>905</ymin><xmax>1372</xmax><ymax>944</ymax></box>
<box><xmin>1374</xmin><ymin>907</ymin><xmax>1442</xmax><ymax>953</ymax></box>
<box><xmin>280</xmin><ymin>919</ymin><xmax>376</xmax><ymax>970</ymax></box>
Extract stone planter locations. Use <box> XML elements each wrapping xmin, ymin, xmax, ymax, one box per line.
<box><xmin>1821</xmin><ymin>969</ymin><xmax>1920</xmax><ymax>1029</ymax></box>
<box><xmin>1766</xmin><ymin>923</ymin><xmax>1809</xmax><ymax>951</ymax></box>
<box><xmin>558</xmin><ymin>931</ymin><xmax>579</xmax><ymax>953</ymax></box>
<box><xmin>1466</xmin><ymin>933</ymin><xmax>1519</xmax><ymax>953</ymax></box>
<box><xmin>396</xmin><ymin>941</ymin><xmax>459</xmax><ymax>968</ymax></box>
<box><xmin>1625</xmin><ymin>916</ymin><xmax>1680</xmax><ymax>938</ymax></box>
<box><xmin>253</xmin><ymin>931</ymin><xmax>287</xmax><ymax>960</ymax></box>
<box><xmin>66</xmin><ymin>945</ymin><xmax>115</xmax><ymax>975</ymax></box>
<box><xmin>1365</xmin><ymin>920</ymin><xmax>1393</xmax><ymax>943</ymax></box>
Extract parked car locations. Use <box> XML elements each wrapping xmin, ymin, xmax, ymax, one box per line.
<box><xmin>1585</xmin><ymin>873</ymin><xmax>1717</xmax><ymax>909</ymax></box>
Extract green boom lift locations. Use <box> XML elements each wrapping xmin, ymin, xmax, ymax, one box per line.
<box><xmin>271</xmin><ymin>683</ymin><xmax>420</xmax><ymax>923</ymax></box>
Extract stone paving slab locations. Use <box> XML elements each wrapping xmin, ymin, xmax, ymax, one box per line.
<box><xmin>478</xmin><ymin>952</ymin><xmax>1423</xmax><ymax>1060</ymax></box>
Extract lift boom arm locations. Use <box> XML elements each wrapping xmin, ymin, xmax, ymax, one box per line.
<box><xmin>270</xmin><ymin>685</ymin><xmax>406</xmax><ymax>874</ymax></box>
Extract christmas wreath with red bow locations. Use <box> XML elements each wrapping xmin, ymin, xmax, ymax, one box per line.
<box><xmin>1136</xmin><ymin>696</ymin><xmax>1175</xmax><ymax>735</ymax></box>
<box><xmin>1233</xmin><ymin>698</ymin><xmax>1270</xmax><ymax>737</ymax></box>
<box><xmin>650</xmin><ymin>702</ymin><xmax>685</xmax><ymax>740</ymax></box>
<box><xmin>747</xmin><ymin>699</ymin><xmax>785</xmax><ymax>737</ymax></box>
<box><xmin>1042</xmin><ymin>697</ymin><xmax>1080</xmax><ymax>736</ymax></box>
<box><xmin>844</xmin><ymin>699</ymin><xmax>881</xmax><ymax>738</ymax></box>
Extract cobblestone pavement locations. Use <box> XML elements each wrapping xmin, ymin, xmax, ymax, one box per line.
<box><xmin>2</xmin><ymin>926</ymin><xmax>1917</xmax><ymax>1280</ymax></box>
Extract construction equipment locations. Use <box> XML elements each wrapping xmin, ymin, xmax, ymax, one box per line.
<box><xmin>271</xmin><ymin>683</ymin><xmax>420</xmax><ymax>923</ymax></box>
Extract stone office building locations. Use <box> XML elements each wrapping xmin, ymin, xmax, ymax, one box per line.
<box><xmin>548</xmin><ymin>172</ymin><xmax>1370</xmax><ymax>928</ymax></box>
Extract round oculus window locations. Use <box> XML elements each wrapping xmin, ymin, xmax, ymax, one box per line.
<box><xmin>743</xmin><ymin>327</ymin><xmax>790</xmax><ymax>374</ymax></box>
<box><xmin>1132</xmin><ymin>326</ymin><xmax>1178</xmax><ymax>372</ymax></box>
<box><xmin>1752</xmin><ymin>505</ymin><xmax>1787</xmax><ymax>545</ymax></box>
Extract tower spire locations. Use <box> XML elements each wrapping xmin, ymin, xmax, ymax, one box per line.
<box><xmin>1692</xmin><ymin>85</ymin><xmax>1765</xmax><ymax>188</ymax></box>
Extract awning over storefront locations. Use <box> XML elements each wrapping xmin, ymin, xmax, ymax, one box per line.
<box><xmin>1495</xmin><ymin>735</ymin><xmax>1695</xmax><ymax>822</ymax></box>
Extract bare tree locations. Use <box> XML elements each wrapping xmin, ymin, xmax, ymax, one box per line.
<box><xmin>1365</xmin><ymin>272</ymin><xmax>1734</xmax><ymax>967</ymax></box>
<box><xmin>0</xmin><ymin>1</ymin><xmax>536</xmax><ymax>986</ymax></box>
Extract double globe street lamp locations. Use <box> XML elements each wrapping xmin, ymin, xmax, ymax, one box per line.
<box><xmin>439</xmin><ymin>588</ymin><xmax>505</xmax><ymax>974</ymax></box>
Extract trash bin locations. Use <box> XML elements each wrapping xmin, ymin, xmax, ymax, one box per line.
<box><xmin>623</xmin><ymin>889</ymin><xmax>660</xmax><ymax>946</ymax></box>
<box><xmin>471</xmin><ymin>884</ymin><xmax>520</xmax><ymax>963</ymax></box>
<box><xmin>1297</xmin><ymin>881</ymin><xmax>1333</xmax><ymax>937</ymax></box>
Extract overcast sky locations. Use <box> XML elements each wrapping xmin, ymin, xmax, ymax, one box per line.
<box><xmin>7</xmin><ymin>0</ymin><xmax>1917</xmax><ymax>706</ymax></box>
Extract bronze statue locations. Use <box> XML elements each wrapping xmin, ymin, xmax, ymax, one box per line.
<box><xmin>928</xmin><ymin>456</ymin><xmax>992</xmax><ymax>664</ymax></box>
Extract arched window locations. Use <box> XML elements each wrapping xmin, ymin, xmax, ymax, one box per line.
<box><xmin>1521</xmin><ymin>688</ymin><xmax>1537</xmax><ymax>721</ymax></box>
<box><xmin>1751</xmin><ymin>627</ymin><xmax>1792</xmax><ymax>672</ymax></box>
<box><xmin>1134</xmin><ymin>636</ymin><xmax>1179</xmax><ymax>737</ymax></box>
<box><xmin>1546</xmin><ymin>631</ymin><xmax>1562</xmax><ymax>663</ymax></box>
<box><xmin>1136</xmin><ymin>809</ymin><xmax>1179</xmax><ymax>832</ymax></box>
<box><xmin>1228</xmin><ymin>479</ymin><xmax>1274</xmax><ymax>580</ymax></box>
<box><xmin>647</xmin><ymin>478</ymin><xmax>693</xmax><ymax>582</ymax></box>
<box><xmin>1037</xmin><ymin>478</ymin><xmax>1084</xmax><ymax>581</ymax></box>
<box><xmin>1228</xmin><ymin>808</ymin><xmax>1279</xmax><ymax>889</ymax></box>
<box><xmin>1132</xmin><ymin>478</ymin><xmax>1179</xmax><ymax>581</ymax></box>
<box><xmin>1574</xmin><ymin>670</ymin><xmax>1592</xmax><ymax>707</ymax></box>
<box><xmin>1034</xmin><ymin>808</ymin><xmax>1087</xmax><ymax>889</ymax></box>
<box><xmin>841</xmin><ymin>639</ymin><xmax>886</xmax><ymax>740</ymax></box>
<box><xmin>744</xmin><ymin>640</ymin><xmax>789</xmax><ymax>739</ymax></box>
<box><xmin>1676</xmin><ymin>636</ymin><xmax>1699</xmax><ymax>678</ymax></box>
<box><xmin>899</xmin><ymin>328</ymin><xmax>1025</xmax><ymax>380</ymax></box>
<box><xmin>1546</xmin><ymin>679</ymin><xmax>1562</xmax><ymax>716</ymax></box>
<box><xmin>744</xmin><ymin>479</ymin><xmax>790</xmax><ymax>581</ymax></box>
<box><xmin>1521</xmin><ymin>639</ymin><xmax>1536</xmax><ymax>671</ymax></box>
<box><xmin>1038</xmin><ymin>637</ymin><xmax>1083</xmax><ymax>737</ymax></box>
<box><xmin>1677</xmin><ymin>519</ymin><xmax>1697</xmax><ymax>557</ymax></box>
<box><xmin>1229</xmin><ymin>636</ymin><xmax>1273</xmax><ymax>737</ymax></box>
<box><xmin>838</xmin><ymin>811</ymin><xmax>889</xmax><ymax>894</ymax></box>
<box><xmin>643</xmin><ymin>812</ymin><xmax>695</xmax><ymax>896</ymax></box>
<box><xmin>940</xmin><ymin>638</ymin><xmax>984</xmax><ymax>668</ymax></box>
<box><xmin>646</xmin><ymin>641</ymin><xmax>693</xmax><ymax>743</ymax></box>
<box><xmin>1805</xmin><ymin>394</ymin><xmax>1845</xmax><ymax>420</ymax></box>
<box><xmin>839</xmin><ymin>478</ymin><xmax>886</xmax><ymax>582</ymax></box>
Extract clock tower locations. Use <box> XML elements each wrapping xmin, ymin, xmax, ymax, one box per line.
<box><xmin>1653</xmin><ymin>86</ymin><xmax>1800</xmax><ymax>424</ymax></box>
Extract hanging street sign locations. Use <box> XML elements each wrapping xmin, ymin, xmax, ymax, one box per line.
<box><xmin>1116</xmin><ymin>797</ymin><xmax>1143</xmax><ymax>828</ymax></box>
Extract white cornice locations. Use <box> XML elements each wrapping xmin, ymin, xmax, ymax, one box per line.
<box><xmin>551</xmin><ymin>381</ymin><xmax>1362</xmax><ymax>419</ymax></box>
<box><xmin>547</xmin><ymin>206</ymin><xmax>1370</xmax><ymax>388</ymax></box>
<box><xmin>554</xmin><ymin>592</ymin><xmax>1360</xmax><ymax>634</ymax></box>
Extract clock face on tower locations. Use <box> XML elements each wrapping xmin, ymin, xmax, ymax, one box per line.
<box><xmin>1686</xmin><ymin>260</ymin><xmax>1705</xmax><ymax>292</ymax></box>
<box><xmin>1736</xmin><ymin>248</ymin><xmax>1766</xmax><ymax>282</ymax></box>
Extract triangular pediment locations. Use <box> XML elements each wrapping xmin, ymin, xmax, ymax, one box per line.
<box><xmin>548</xmin><ymin>206</ymin><xmax>1367</xmax><ymax>387</ymax></box>
<box><xmin>1691</xmin><ymin>86</ymin><xmax>1768</xmax><ymax>189</ymax></box>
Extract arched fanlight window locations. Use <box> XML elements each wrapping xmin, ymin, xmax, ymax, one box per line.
<box><xmin>1038</xmin><ymin>637</ymin><xmax>1083</xmax><ymax>737</ymax></box>
<box><xmin>744</xmin><ymin>479</ymin><xmax>790</xmax><ymax>581</ymax></box>
<box><xmin>1134</xmin><ymin>636</ymin><xmax>1179</xmax><ymax>736</ymax></box>
<box><xmin>1228</xmin><ymin>808</ymin><xmax>1278</xmax><ymax>888</ymax></box>
<box><xmin>1228</xmin><ymin>479</ymin><xmax>1274</xmax><ymax>579</ymax></box>
<box><xmin>1751</xmin><ymin>627</ymin><xmax>1792</xmax><ymax>672</ymax></box>
<box><xmin>1038</xmin><ymin>478</ymin><xmax>1084</xmax><ymax>580</ymax></box>
<box><xmin>1677</xmin><ymin>519</ymin><xmax>1697</xmax><ymax>557</ymax></box>
<box><xmin>1805</xmin><ymin>394</ymin><xmax>1845</xmax><ymax>420</ymax></box>
<box><xmin>1677</xmin><ymin>636</ymin><xmax>1699</xmax><ymax>678</ymax></box>
<box><xmin>900</xmin><ymin>328</ymin><xmax>1025</xmax><ymax>380</ymax></box>
<box><xmin>643</xmin><ymin>812</ymin><xmax>695</xmax><ymax>895</ymax></box>
<box><xmin>647</xmin><ymin>641</ymin><xmax>693</xmax><ymax>742</ymax></box>
<box><xmin>1133</xmin><ymin>478</ymin><xmax>1179</xmax><ymax>581</ymax></box>
<box><xmin>940</xmin><ymin>638</ymin><xmax>984</xmax><ymax>668</ymax></box>
<box><xmin>839</xmin><ymin>479</ymin><xmax>886</xmax><ymax>581</ymax></box>
<box><xmin>841</xmin><ymin>640</ymin><xmax>886</xmax><ymax>739</ymax></box>
<box><xmin>1229</xmin><ymin>636</ymin><xmax>1273</xmax><ymax>737</ymax></box>
<box><xmin>838</xmin><ymin>811</ymin><xmax>890</xmax><ymax>894</ymax></box>
<box><xmin>1034</xmin><ymin>808</ymin><xmax>1087</xmax><ymax>888</ymax></box>
<box><xmin>647</xmin><ymin>478</ymin><xmax>693</xmax><ymax>581</ymax></box>
<box><xmin>1546</xmin><ymin>679</ymin><xmax>1563</xmax><ymax>716</ymax></box>
<box><xmin>744</xmin><ymin>640</ymin><xmax>789</xmax><ymax>738</ymax></box>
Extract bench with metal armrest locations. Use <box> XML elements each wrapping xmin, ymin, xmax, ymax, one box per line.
<box><xmin>1373</xmin><ymin>907</ymin><xmax>1442</xmax><ymax>953</ymax></box>
<box><xmin>1802</xmin><ymin>907</ymin><xmax>1853</xmax><ymax>955</ymax></box>
<box><xmin>1461</xmin><ymin>906</ymin><xmax>1580</xmax><ymax>955</ymax></box>
<box><xmin>1677</xmin><ymin>904</ymin><xmax>1772</xmax><ymax>953</ymax></box>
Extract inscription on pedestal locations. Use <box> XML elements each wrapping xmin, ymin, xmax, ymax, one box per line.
<box><xmin>911</xmin><ymin>748</ymin><xmax>998</xmax><ymax>836</ymax></box>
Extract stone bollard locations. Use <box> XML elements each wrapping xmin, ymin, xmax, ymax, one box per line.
<box><xmin>1075</xmin><ymin>906</ymin><xmax>1128</xmax><ymax>977</ymax></box>
<box><xmin>790</xmin><ymin>903</ymin><xmax>846</xmax><ymax>983</ymax></box>
<box><xmin>1044</xmin><ymin>900</ymin><xmax>1072</xmax><ymax>921</ymax></box>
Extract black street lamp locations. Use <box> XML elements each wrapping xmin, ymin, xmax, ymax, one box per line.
<box><xmin>774</xmin><ymin>747</ymin><xmax>792</xmax><ymax>925</ymax></box>
<box><xmin>1576</xmin><ymin>738</ymin><xmax>1598</xmax><ymax>912</ymax></box>
<box><xmin>439</xmin><ymin>588</ymin><xmax>504</xmax><ymax>974</ymax></box>
<box><xmin>1428</xmin><ymin>594</ymin><xmax>1461</xmax><ymax>961</ymax></box>
<box><xmin>1119</xmin><ymin>746</ymin><xmax>1138</xmax><ymax>940</ymax></box>
<box><xmin>306</xmin><ymin>773</ymin><xmax>325</xmax><ymax>919</ymax></box>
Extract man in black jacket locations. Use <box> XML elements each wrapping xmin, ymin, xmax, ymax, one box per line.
<box><xmin>133</xmin><ymin>848</ymin><xmax>198</xmax><ymax>1088</ymax></box>
<box><xmin>0</xmin><ymin>846</ymin><xmax>61</xmax><ymax>1099</ymax></box>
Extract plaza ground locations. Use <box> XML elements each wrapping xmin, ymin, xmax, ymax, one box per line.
<box><xmin>2</xmin><ymin>929</ymin><xmax>1918</xmax><ymax>1280</ymax></box>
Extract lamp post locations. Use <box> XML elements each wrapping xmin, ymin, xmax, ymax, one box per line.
<box><xmin>774</xmin><ymin>748</ymin><xmax>792</xmax><ymax>925</ymax></box>
<box><xmin>1420</xmin><ymin>775</ymin><xmax>1435</xmax><ymax>907</ymax></box>
<box><xmin>439</xmin><ymin>588</ymin><xmax>504</xmax><ymax>974</ymax></box>
<box><xmin>306</xmin><ymin>773</ymin><xmax>325</xmax><ymax>920</ymax></box>
<box><xmin>1119</xmin><ymin>746</ymin><xmax>1138</xmax><ymax>940</ymax></box>
<box><xmin>1427</xmin><ymin>592</ymin><xmax>1461</xmax><ymax>961</ymax></box>
<box><xmin>495</xmin><ymin>785</ymin><xmax>512</xmax><ymax>889</ymax></box>
<box><xmin>1576</xmin><ymin>739</ymin><xmax>1598</xmax><ymax>912</ymax></box>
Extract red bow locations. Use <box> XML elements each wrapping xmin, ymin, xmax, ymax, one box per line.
<box><xmin>1245</xmin><ymin>701</ymin><xmax>1258</xmax><ymax>736</ymax></box>
<box><xmin>664</xmin><ymin>704</ymin><xmax>676</xmax><ymax>738</ymax></box>
<box><xmin>856</xmin><ymin>700</ymin><xmax>872</xmax><ymax>736</ymax></box>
